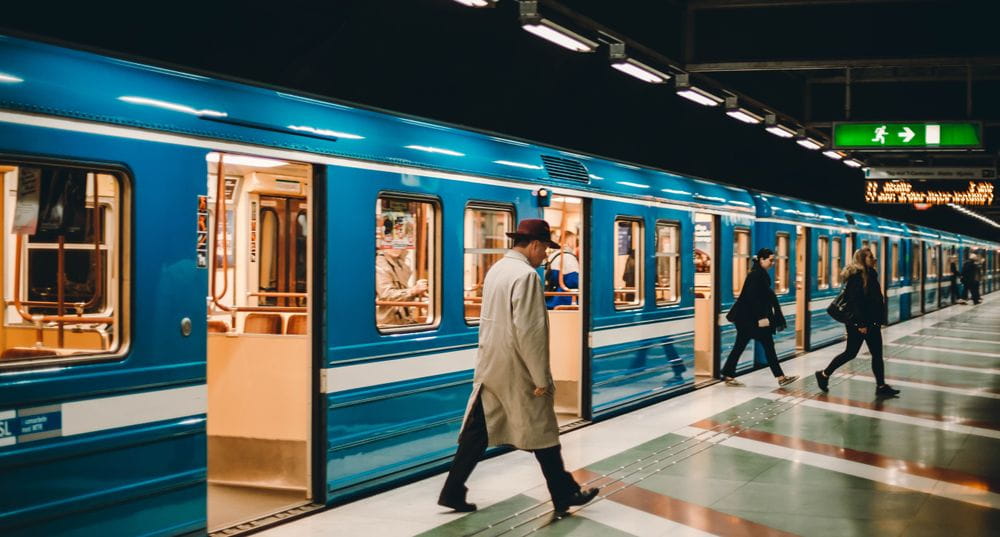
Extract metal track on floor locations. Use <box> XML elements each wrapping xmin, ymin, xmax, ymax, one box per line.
<box><xmin>209</xmin><ymin>502</ymin><xmax>325</xmax><ymax>537</ymax></box>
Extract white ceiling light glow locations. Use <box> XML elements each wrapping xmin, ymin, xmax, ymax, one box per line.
<box><xmin>119</xmin><ymin>96</ymin><xmax>226</xmax><ymax>117</ymax></box>
<box><xmin>794</xmin><ymin>130</ymin><xmax>822</xmax><ymax>150</ymax></box>
<box><xmin>724</xmin><ymin>97</ymin><xmax>763</xmax><ymax>124</ymax></box>
<box><xmin>206</xmin><ymin>153</ymin><xmax>288</xmax><ymax>168</ymax></box>
<box><xmin>764</xmin><ymin>114</ymin><xmax>796</xmax><ymax>138</ymax></box>
<box><xmin>822</xmin><ymin>149</ymin><xmax>845</xmax><ymax>160</ymax></box>
<box><xmin>843</xmin><ymin>158</ymin><xmax>863</xmax><ymax>168</ymax></box>
<box><xmin>519</xmin><ymin>1</ymin><xmax>597</xmax><ymax>53</ymax></box>
<box><xmin>287</xmin><ymin>124</ymin><xmax>364</xmax><ymax>139</ymax></box>
<box><xmin>452</xmin><ymin>0</ymin><xmax>493</xmax><ymax>7</ymax></box>
<box><xmin>608</xmin><ymin>43</ymin><xmax>671</xmax><ymax>84</ymax></box>
<box><xmin>675</xmin><ymin>74</ymin><xmax>723</xmax><ymax>107</ymax></box>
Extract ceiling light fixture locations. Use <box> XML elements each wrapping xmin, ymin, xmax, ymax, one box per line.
<box><xmin>724</xmin><ymin>97</ymin><xmax>763</xmax><ymax>124</ymax></box>
<box><xmin>843</xmin><ymin>158</ymin><xmax>863</xmax><ymax>168</ymax></box>
<box><xmin>822</xmin><ymin>148</ymin><xmax>845</xmax><ymax>160</ymax></box>
<box><xmin>452</xmin><ymin>0</ymin><xmax>495</xmax><ymax>7</ymax></box>
<box><xmin>519</xmin><ymin>1</ymin><xmax>598</xmax><ymax>53</ymax></box>
<box><xmin>764</xmin><ymin>114</ymin><xmax>796</xmax><ymax>138</ymax></box>
<box><xmin>608</xmin><ymin>43</ymin><xmax>670</xmax><ymax>84</ymax></box>
<box><xmin>794</xmin><ymin>129</ymin><xmax>822</xmax><ymax>150</ymax></box>
<box><xmin>675</xmin><ymin>74</ymin><xmax>723</xmax><ymax>107</ymax></box>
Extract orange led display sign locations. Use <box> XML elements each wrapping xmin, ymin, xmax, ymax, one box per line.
<box><xmin>865</xmin><ymin>180</ymin><xmax>994</xmax><ymax>206</ymax></box>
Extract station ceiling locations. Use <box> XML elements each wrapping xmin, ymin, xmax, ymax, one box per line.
<box><xmin>1</xmin><ymin>0</ymin><xmax>998</xmax><ymax>239</ymax></box>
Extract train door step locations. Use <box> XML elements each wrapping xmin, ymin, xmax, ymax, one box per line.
<box><xmin>208</xmin><ymin>501</ymin><xmax>325</xmax><ymax>537</ymax></box>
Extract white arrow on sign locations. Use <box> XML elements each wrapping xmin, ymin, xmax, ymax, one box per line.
<box><xmin>898</xmin><ymin>126</ymin><xmax>915</xmax><ymax>143</ymax></box>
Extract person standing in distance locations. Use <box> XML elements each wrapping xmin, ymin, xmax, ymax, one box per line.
<box><xmin>720</xmin><ymin>248</ymin><xmax>798</xmax><ymax>387</ymax></box>
<box><xmin>438</xmin><ymin>219</ymin><xmax>598</xmax><ymax>515</ymax></box>
<box><xmin>815</xmin><ymin>247</ymin><xmax>900</xmax><ymax>397</ymax></box>
<box><xmin>961</xmin><ymin>253</ymin><xmax>982</xmax><ymax>305</ymax></box>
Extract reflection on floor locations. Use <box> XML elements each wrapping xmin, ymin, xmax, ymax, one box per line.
<box><xmin>208</xmin><ymin>483</ymin><xmax>307</xmax><ymax>531</ymax></box>
<box><xmin>256</xmin><ymin>295</ymin><xmax>1000</xmax><ymax>537</ymax></box>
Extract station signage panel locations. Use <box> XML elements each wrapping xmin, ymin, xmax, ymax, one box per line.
<box><xmin>864</xmin><ymin>167</ymin><xmax>995</xmax><ymax>181</ymax></box>
<box><xmin>833</xmin><ymin>122</ymin><xmax>982</xmax><ymax>150</ymax></box>
<box><xmin>864</xmin><ymin>179</ymin><xmax>994</xmax><ymax>206</ymax></box>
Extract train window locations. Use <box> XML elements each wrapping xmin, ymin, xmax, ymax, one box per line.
<box><xmin>774</xmin><ymin>233</ymin><xmax>790</xmax><ymax>295</ymax></box>
<box><xmin>732</xmin><ymin>228</ymin><xmax>751</xmax><ymax>295</ymax></box>
<box><xmin>655</xmin><ymin>221</ymin><xmax>680</xmax><ymax>305</ymax></box>
<box><xmin>463</xmin><ymin>204</ymin><xmax>514</xmax><ymax>323</ymax></box>
<box><xmin>1</xmin><ymin>162</ymin><xmax>128</xmax><ymax>366</ymax></box>
<box><xmin>817</xmin><ymin>236</ymin><xmax>830</xmax><ymax>289</ymax></box>
<box><xmin>891</xmin><ymin>242</ymin><xmax>900</xmax><ymax>281</ymax></box>
<box><xmin>831</xmin><ymin>237</ymin><xmax>842</xmax><ymax>287</ymax></box>
<box><xmin>614</xmin><ymin>218</ymin><xmax>643</xmax><ymax>309</ymax></box>
<box><xmin>375</xmin><ymin>195</ymin><xmax>439</xmax><ymax>331</ymax></box>
<box><xmin>912</xmin><ymin>241</ymin><xmax>922</xmax><ymax>281</ymax></box>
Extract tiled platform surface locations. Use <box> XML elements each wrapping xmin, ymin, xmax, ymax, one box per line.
<box><xmin>260</xmin><ymin>297</ymin><xmax>999</xmax><ymax>537</ymax></box>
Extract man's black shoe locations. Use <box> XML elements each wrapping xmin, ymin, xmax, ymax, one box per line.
<box><xmin>553</xmin><ymin>487</ymin><xmax>599</xmax><ymax>513</ymax></box>
<box><xmin>438</xmin><ymin>495</ymin><xmax>477</xmax><ymax>512</ymax></box>
<box><xmin>875</xmin><ymin>384</ymin><xmax>901</xmax><ymax>397</ymax></box>
<box><xmin>814</xmin><ymin>370</ymin><xmax>829</xmax><ymax>392</ymax></box>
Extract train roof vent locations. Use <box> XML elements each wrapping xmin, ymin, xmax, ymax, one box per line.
<box><xmin>540</xmin><ymin>155</ymin><xmax>590</xmax><ymax>183</ymax></box>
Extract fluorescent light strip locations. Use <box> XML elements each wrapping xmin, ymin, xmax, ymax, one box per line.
<box><xmin>405</xmin><ymin>145</ymin><xmax>465</xmax><ymax>157</ymax></box>
<box><xmin>453</xmin><ymin>0</ymin><xmax>490</xmax><ymax>6</ymax></box>
<box><xmin>522</xmin><ymin>21</ymin><xmax>597</xmax><ymax>52</ymax></box>
<box><xmin>287</xmin><ymin>124</ymin><xmax>364</xmax><ymax>139</ymax></box>
<box><xmin>494</xmin><ymin>160</ymin><xmax>542</xmax><ymax>170</ymax></box>
<box><xmin>822</xmin><ymin>150</ymin><xmax>844</xmax><ymax>160</ymax></box>
<box><xmin>765</xmin><ymin>124</ymin><xmax>796</xmax><ymax>138</ymax></box>
<box><xmin>796</xmin><ymin>137</ymin><xmax>822</xmax><ymax>150</ymax></box>
<box><xmin>0</xmin><ymin>73</ymin><xmax>24</xmax><ymax>83</ymax></box>
<box><xmin>119</xmin><ymin>96</ymin><xmax>226</xmax><ymax>117</ymax></box>
<box><xmin>617</xmin><ymin>181</ymin><xmax>650</xmax><ymax>189</ymax></box>
<box><xmin>206</xmin><ymin>153</ymin><xmax>287</xmax><ymax>168</ymax></box>
<box><xmin>843</xmin><ymin>158</ymin><xmax>863</xmax><ymax>168</ymax></box>
<box><xmin>676</xmin><ymin>88</ymin><xmax>722</xmax><ymax>107</ymax></box>
<box><xmin>726</xmin><ymin>109</ymin><xmax>763</xmax><ymax>124</ymax></box>
<box><xmin>611</xmin><ymin>59</ymin><xmax>669</xmax><ymax>84</ymax></box>
<box><xmin>949</xmin><ymin>204</ymin><xmax>1000</xmax><ymax>228</ymax></box>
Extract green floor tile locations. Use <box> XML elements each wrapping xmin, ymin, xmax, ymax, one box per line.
<box><xmin>752</xmin><ymin>459</ymin><xmax>896</xmax><ymax>492</ymax></box>
<box><xmin>894</xmin><ymin>334</ymin><xmax>1000</xmax><ymax>354</ymax></box>
<box><xmin>902</xmin><ymin>495</ymin><xmax>1000</xmax><ymax>537</ymax></box>
<box><xmin>635</xmin><ymin>473</ymin><xmax>750</xmax><ymax>506</ymax></box>
<box><xmin>533</xmin><ymin>515</ymin><xmax>638</xmax><ymax>537</ymax></box>
<box><xmin>584</xmin><ymin>433</ymin><xmax>694</xmax><ymax>476</ymax></box>
<box><xmin>914</xmin><ymin>327</ymin><xmax>1000</xmax><ymax>342</ymax></box>
<box><xmin>712</xmin><ymin>480</ymin><xmax>927</xmax><ymax>520</ymax></box>
<box><xmin>877</xmin><ymin>360</ymin><xmax>1000</xmax><ymax>391</ymax></box>
<box><xmin>416</xmin><ymin>494</ymin><xmax>545</xmax><ymax>537</ymax></box>
<box><xmin>832</xmin><ymin>375</ymin><xmax>1000</xmax><ymax>427</ymax></box>
<box><xmin>885</xmin><ymin>345</ymin><xmax>1000</xmax><ymax>369</ymax></box>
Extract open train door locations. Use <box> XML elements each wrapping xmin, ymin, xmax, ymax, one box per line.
<box><xmin>543</xmin><ymin>195</ymin><xmax>589</xmax><ymax>427</ymax></box>
<box><xmin>795</xmin><ymin>226</ymin><xmax>809</xmax><ymax>351</ymax></box>
<box><xmin>693</xmin><ymin>213</ymin><xmax>718</xmax><ymax>385</ymax></box>
<box><xmin>203</xmin><ymin>153</ymin><xmax>324</xmax><ymax>535</ymax></box>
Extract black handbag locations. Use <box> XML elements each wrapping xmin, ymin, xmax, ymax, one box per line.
<box><xmin>827</xmin><ymin>289</ymin><xmax>851</xmax><ymax>324</ymax></box>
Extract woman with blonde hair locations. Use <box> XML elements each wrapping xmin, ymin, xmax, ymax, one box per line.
<box><xmin>815</xmin><ymin>247</ymin><xmax>900</xmax><ymax>396</ymax></box>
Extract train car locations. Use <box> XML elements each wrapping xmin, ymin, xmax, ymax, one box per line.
<box><xmin>1</xmin><ymin>35</ymin><xmax>998</xmax><ymax>537</ymax></box>
<box><xmin>872</xmin><ymin>216</ymin><xmax>909</xmax><ymax>324</ymax></box>
<box><xmin>910</xmin><ymin>225</ymin><xmax>944</xmax><ymax>313</ymax></box>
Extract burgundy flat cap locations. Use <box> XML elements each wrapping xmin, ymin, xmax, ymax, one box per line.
<box><xmin>506</xmin><ymin>219</ymin><xmax>559</xmax><ymax>249</ymax></box>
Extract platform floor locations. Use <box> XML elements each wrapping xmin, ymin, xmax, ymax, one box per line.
<box><xmin>259</xmin><ymin>296</ymin><xmax>999</xmax><ymax>537</ymax></box>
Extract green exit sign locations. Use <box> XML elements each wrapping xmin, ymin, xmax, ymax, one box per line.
<box><xmin>833</xmin><ymin>122</ymin><xmax>982</xmax><ymax>150</ymax></box>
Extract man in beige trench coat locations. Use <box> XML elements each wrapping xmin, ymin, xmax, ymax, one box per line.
<box><xmin>438</xmin><ymin>219</ymin><xmax>598</xmax><ymax>514</ymax></box>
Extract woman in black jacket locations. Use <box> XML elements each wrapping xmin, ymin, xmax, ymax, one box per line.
<box><xmin>721</xmin><ymin>248</ymin><xmax>799</xmax><ymax>387</ymax></box>
<box><xmin>816</xmin><ymin>247</ymin><xmax>900</xmax><ymax>397</ymax></box>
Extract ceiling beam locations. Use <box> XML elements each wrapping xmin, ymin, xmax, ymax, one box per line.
<box><xmin>686</xmin><ymin>57</ymin><xmax>1000</xmax><ymax>72</ymax></box>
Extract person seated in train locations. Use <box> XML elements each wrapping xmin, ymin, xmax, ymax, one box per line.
<box><xmin>721</xmin><ymin>248</ymin><xmax>799</xmax><ymax>388</ymax></box>
<box><xmin>544</xmin><ymin>231</ymin><xmax>580</xmax><ymax>309</ymax></box>
<box><xmin>375</xmin><ymin>246</ymin><xmax>428</xmax><ymax>326</ymax></box>
<box><xmin>621</xmin><ymin>248</ymin><xmax>636</xmax><ymax>301</ymax></box>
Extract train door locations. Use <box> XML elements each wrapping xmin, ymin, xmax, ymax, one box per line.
<box><xmin>915</xmin><ymin>240</ymin><xmax>925</xmax><ymax>313</ymax></box>
<box><xmin>693</xmin><ymin>213</ymin><xmax>717</xmax><ymax>384</ymax></box>
<box><xmin>543</xmin><ymin>195</ymin><xmax>586</xmax><ymax>426</ymax></box>
<box><xmin>795</xmin><ymin>226</ymin><xmax>808</xmax><ymax>351</ymax></box>
<box><xmin>203</xmin><ymin>153</ymin><xmax>317</xmax><ymax>533</ymax></box>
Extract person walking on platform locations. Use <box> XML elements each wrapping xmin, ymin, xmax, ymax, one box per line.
<box><xmin>815</xmin><ymin>247</ymin><xmax>900</xmax><ymax>397</ymax></box>
<box><xmin>949</xmin><ymin>257</ymin><xmax>965</xmax><ymax>305</ymax></box>
<box><xmin>961</xmin><ymin>253</ymin><xmax>982</xmax><ymax>305</ymax></box>
<box><xmin>720</xmin><ymin>248</ymin><xmax>798</xmax><ymax>387</ymax></box>
<box><xmin>438</xmin><ymin>219</ymin><xmax>598</xmax><ymax>515</ymax></box>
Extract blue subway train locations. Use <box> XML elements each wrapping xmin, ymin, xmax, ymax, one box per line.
<box><xmin>0</xmin><ymin>36</ymin><xmax>997</xmax><ymax>536</ymax></box>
